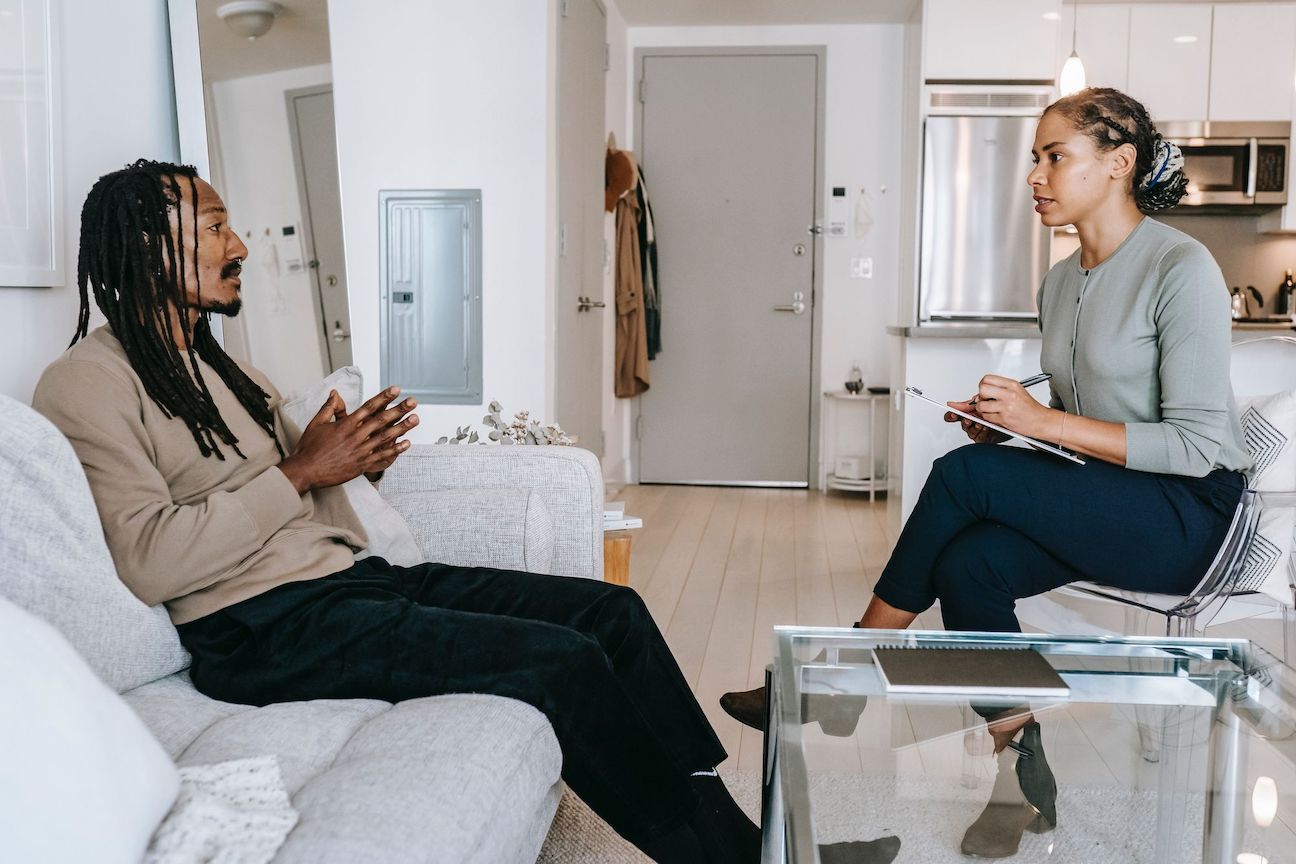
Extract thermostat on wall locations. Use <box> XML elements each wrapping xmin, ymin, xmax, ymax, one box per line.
<box><xmin>828</xmin><ymin>187</ymin><xmax>848</xmax><ymax>237</ymax></box>
<box><xmin>278</xmin><ymin>224</ymin><xmax>305</xmax><ymax>273</ymax></box>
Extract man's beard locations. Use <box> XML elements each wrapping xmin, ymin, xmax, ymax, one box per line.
<box><xmin>202</xmin><ymin>261</ymin><xmax>243</xmax><ymax>316</ymax></box>
<box><xmin>205</xmin><ymin>296</ymin><xmax>242</xmax><ymax>316</ymax></box>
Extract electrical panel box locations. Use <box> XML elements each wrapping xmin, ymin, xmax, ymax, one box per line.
<box><xmin>379</xmin><ymin>190</ymin><xmax>483</xmax><ymax>404</ymax></box>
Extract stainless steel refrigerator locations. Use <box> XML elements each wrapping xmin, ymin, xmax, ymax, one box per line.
<box><xmin>919</xmin><ymin>115</ymin><xmax>1051</xmax><ymax>321</ymax></box>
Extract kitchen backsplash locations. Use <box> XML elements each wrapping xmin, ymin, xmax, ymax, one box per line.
<box><xmin>1049</xmin><ymin>215</ymin><xmax>1296</xmax><ymax>309</ymax></box>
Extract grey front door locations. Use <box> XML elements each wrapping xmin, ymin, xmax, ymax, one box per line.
<box><xmin>636</xmin><ymin>51</ymin><xmax>820</xmax><ymax>485</ymax></box>
<box><xmin>287</xmin><ymin>86</ymin><xmax>352</xmax><ymax>370</ymax></box>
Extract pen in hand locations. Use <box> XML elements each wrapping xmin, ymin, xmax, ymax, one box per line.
<box><xmin>969</xmin><ymin>372</ymin><xmax>1051</xmax><ymax>407</ymax></box>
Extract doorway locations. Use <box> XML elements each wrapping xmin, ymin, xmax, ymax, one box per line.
<box><xmin>634</xmin><ymin>48</ymin><xmax>825</xmax><ymax>485</ymax></box>
<box><xmin>286</xmin><ymin>85</ymin><xmax>353</xmax><ymax>371</ymax></box>
<box><xmin>555</xmin><ymin>0</ymin><xmax>608</xmax><ymax>455</ymax></box>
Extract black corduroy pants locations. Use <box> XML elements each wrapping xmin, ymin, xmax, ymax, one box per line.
<box><xmin>177</xmin><ymin>558</ymin><xmax>727</xmax><ymax>848</ymax></box>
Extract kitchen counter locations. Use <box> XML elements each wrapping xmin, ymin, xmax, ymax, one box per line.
<box><xmin>1232</xmin><ymin>321</ymin><xmax>1296</xmax><ymax>331</ymax></box>
<box><xmin>886</xmin><ymin>322</ymin><xmax>1041</xmax><ymax>339</ymax></box>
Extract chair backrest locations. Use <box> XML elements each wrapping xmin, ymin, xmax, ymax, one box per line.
<box><xmin>1232</xmin><ymin>335</ymin><xmax>1296</xmax><ymax>399</ymax></box>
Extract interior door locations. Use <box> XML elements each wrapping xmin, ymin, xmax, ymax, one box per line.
<box><xmin>287</xmin><ymin>86</ymin><xmax>353</xmax><ymax>370</ymax></box>
<box><xmin>636</xmin><ymin>51</ymin><xmax>820</xmax><ymax>485</ymax></box>
<box><xmin>554</xmin><ymin>0</ymin><xmax>606</xmax><ymax>455</ymax></box>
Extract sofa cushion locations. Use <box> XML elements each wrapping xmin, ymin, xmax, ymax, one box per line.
<box><xmin>125</xmin><ymin>677</ymin><xmax>564</xmax><ymax>864</ymax></box>
<box><xmin>0</xmin><ymin>394</ymin><xmax>188</xmax><ymax>692</ymax></box>
<box><xmin>0</xmin><ymin>597</ymin><xmax>179</xmax><ymax>864</ymax></box>
<box><xmin>385</xmin><ymin>487</ymin><xmax>557</xmax><ymax>573</ymax></box>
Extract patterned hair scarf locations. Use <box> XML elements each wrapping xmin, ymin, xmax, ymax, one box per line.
<box><xmin>1140</xmin><ymin>139</ymin><xmax>1185</xmax><ymax>190</ymax></box>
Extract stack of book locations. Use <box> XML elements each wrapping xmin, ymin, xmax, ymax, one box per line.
<box><xmin>603</xmin><ymin>501</ymin><xmax>642</xmax><ymax>531</ymax></box>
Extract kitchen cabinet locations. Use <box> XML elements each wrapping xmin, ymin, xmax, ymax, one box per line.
<box><xmin>1128</xmin><ymin>4</ymin><xmax>1213</xmax><ymax>122</ymax></box>
<box><xmin>1055</xmin><ymin>4</ymin><xmax>1131</xmax><ymax>92</ymax></box>
<box><xmin>924</xmin><ymin>0</ymin><xmax>1061</xmax><ymax>82</ymax></box>
<box><xmin>1209</xmin><ymin>3</ymin><xmax>1296</xmax><ymax>122</ymax></box>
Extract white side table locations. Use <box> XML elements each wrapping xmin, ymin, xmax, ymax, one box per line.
<box><xmin>819</xmin><ymin>390</ymin><xmax>888</xmax><ymax>499</ymax></box>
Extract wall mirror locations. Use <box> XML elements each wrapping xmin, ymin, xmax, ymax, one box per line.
<box><xmin>168</xmin><ymin>0</ymin><xmax>351</xmax><ymax>396</ymax></box>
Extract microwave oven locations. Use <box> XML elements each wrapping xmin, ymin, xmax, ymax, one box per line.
<box><xmin>1163</xmin><ymin>121</ymin><xmax>1289</xmax><ymax>207</ymax></box>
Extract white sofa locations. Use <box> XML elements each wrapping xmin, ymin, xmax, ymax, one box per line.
<box><xmin>0</xmin><ymin>393</ymin><xmax>605</xmax><ymax>863</ymax></box>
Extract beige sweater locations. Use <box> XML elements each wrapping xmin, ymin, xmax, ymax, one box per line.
<box><xmin>33</xmin><ymin>326</ymin><xmax>366</xmax><ymax>624</ymax></box>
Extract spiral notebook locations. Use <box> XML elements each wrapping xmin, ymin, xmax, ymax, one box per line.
<box><xmin>872</xmin><ymin>647</ymin><xmax>1069</xmax><ymax>697</ymax></box>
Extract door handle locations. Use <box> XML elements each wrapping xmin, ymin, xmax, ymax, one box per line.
<box><xmin>577</xmin><ymin>296</ymin><xmax>607</xmax><ymax>311</ymax></box>
<box><xmin>773</xmin><ymin>290</ymin><xmax>806</xmax><ymax>315</ymax></box>
<box><xmin>332</xmin><ymin>320</ymin><xmax>350</xmax><ymax>342</ymax></box>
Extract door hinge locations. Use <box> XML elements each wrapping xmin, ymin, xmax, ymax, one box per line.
<box><xmin>635</xmin><ymin>416</ymin><xmax>644</xmax><ymax>440</ymax></box>
<box><xmin>560</xmin><ymin>0</ymin><xmax>569</xmax><ymax>18</ymax></box>
<box><xmin>638</xmin><ymin>78</ymin><xmax>646</xmax><ymax>104</ymax></box>
<box><xmin>600</xmin><ymin>430</ymin><xmax>606</xmax><ymax>452</ymax></box>
<box><xmin>559</xmin><ymin>223</ymin><xmax>568</xmax><ymax>257</ymax></box>
<box><xmin>604</xmin><ymin>43</ymin><xmax>611</xmax><ymax>72</ymax></box>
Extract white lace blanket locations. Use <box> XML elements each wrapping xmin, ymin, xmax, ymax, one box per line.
<box><xmin>144</xmin><ymin>756</ymin><xmax>297</xmax><ymax>864</ymax></box>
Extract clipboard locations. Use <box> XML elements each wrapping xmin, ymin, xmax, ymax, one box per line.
<box><xmin>904</xmin><ymin>386</ymin><xmax>1085</xmax><ymax>465</ymax></box>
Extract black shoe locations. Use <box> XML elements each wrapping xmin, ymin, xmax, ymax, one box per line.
<box><xmin>819</xmin><ymin>836</ymin><xmax>901</xmax><ymax>864</ymax></box>
<box><xmin>1013</xmin><ymin>721</ymin><xmax>1057</xmax><ymax>829</ymax></box>
<box><xmin>718</xmin><ymin>685</ymin><xmax>868</xmax><ymax>737</ymax></box>
<box><xmin>960</xmin><ymin>725</ymin><xmax>1056</xmax><ymax>858</ymax></box>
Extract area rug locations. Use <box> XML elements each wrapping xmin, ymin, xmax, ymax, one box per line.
<box><xmin>537</xmin><ymin>769</ymin><xmax>1284</xmax><ymax>864</ymax></box>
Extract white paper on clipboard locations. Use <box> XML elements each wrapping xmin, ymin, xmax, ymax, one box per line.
<box><xmin>904</xmin><ymin>387</ymin><xmax>1086</xmax><ymax>465</ymax></box>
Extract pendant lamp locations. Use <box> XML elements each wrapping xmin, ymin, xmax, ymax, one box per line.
<box><xmin>1059</xmin><ymin>4</ymin><xmax>1087</xmax><ymax>96</ymax></box>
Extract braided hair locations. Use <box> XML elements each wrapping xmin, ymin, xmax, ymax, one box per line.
<box><xmin>72</xmin><ymin>158</ymin><xmax>280</xmax><ymax>460</ymax></box>
<box><xmin>1043</xmin><ymin>87</ymin><xmax>1189</xmax><ymax>213</ymax></box>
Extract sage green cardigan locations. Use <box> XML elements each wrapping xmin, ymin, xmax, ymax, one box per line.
<box><xmin>1037</xmin><ymin>217</ymin><xmax>1251</xmax><ymax>477</ymax></box>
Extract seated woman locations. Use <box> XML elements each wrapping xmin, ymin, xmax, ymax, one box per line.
<box><xmin>722</xmin><ymin>87</ymin><xmax>1252</xmax><ymax>855</ymax></box>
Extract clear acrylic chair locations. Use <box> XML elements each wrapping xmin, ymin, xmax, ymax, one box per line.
<box><xmin>1052</xmin><ymin>336</ymin><xmax>1296</xmax><ymax>650</ymax></box>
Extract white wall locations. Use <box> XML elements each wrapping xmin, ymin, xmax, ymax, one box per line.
<box><xmin>622</xmin><ymin>25</ymin><xmax>905</xmax><ymax>482</ymax></box>
<box><xmin>0</xmin><ymin>0</ymin><xmax>178</xmax><ymax>402</ymax></box>
<box><xmin>327</xmin><ymin>0</ymin><xmax>557</xmax><ymax>443</ymax></box>
<box><xmin>208</xmin><ymin>64</ymin><xmax>332</xmax><ymax>397</ymax></box>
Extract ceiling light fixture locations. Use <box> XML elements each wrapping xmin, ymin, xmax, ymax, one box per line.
<box><xmin>217</xmin><ymin>0</ymin><xmax>281</xmax><ymax>41</ymax></box>
<box><xmin>1174</xmin><ymin>35</ymin><xmax>1199</xmax><ymax>44</ymax></box>
<box><xmin>1059</xmin><ymin>4</ymin><xmax>1087</xmax><ymax>96</ymax></box>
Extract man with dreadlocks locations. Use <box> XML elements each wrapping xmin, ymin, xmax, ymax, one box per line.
<box><xmin>31</xmin><ymin>160</ymin><xmax>782</xmax><ymax>864</ymax></box>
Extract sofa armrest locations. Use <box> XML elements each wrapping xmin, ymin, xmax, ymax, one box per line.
<box><xmin>379</xmin><ymin>445</ymin><xmax>603</xmax><ymax>580</ymax></box>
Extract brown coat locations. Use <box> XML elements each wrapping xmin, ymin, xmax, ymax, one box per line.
<box><xmin>614</xmin><ymin>190</ymin><xmax>650</xmax><ymax>398</ymax></box>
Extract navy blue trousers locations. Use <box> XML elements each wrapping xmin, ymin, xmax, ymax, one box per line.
<box><xmin>873</xmin><ymin>444</ymin><xmax>1245</xmax><ymax>632</ymax></box>
<box><xmin>177</xmin><ymin>559</ymin><xmax>727</xmax><ymax>847</ymax></box>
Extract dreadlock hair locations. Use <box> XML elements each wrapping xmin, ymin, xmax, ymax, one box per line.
<box><xmin>1043</xmin><ymin>87</ymin><xmax>1189</xmax><ymax>213</ymax></box>
<box><xmin>72</xmin><ymin>158</ymin><xmax>280</xmax><ymax>461</ymax></box>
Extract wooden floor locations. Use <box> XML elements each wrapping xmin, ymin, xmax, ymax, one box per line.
<box><xmin>617</xmin><ymin>485</ymin><xmax>937</xmax><ymax>772</ymax></box>
<box><xmin>616</xmin><ymin>484</ymin><xmax>1296</xmax><ymax>855</ymax></box>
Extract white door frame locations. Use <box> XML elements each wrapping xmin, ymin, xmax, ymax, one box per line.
<box><xmin>631</xmin><ymin>45</ymin><xmax>827</xmax><ymax>487</ymax></box>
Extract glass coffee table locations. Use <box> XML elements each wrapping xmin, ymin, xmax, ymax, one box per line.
<box><xmin>761</xmin><ymin>627</ymin><xmax>1296</xmax><ymax>864</ymax></box>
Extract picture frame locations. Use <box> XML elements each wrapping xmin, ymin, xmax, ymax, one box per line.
<box><xmin>0</xmin><ymin>0</ymin><xmax>62</xmax><ymax>288</ymax></box>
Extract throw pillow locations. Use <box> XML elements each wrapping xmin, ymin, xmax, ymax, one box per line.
<box><xmin>279</xmin><ymin>367</ymin><xmax>425</xmax><ymax>567</ymax></box>
<box><xmin>0</xmin><ymin>395</ymin><xmax>189</xmax><ymax>693</ymax></box>
<box><xmin>1239</xmin><ymin>388</ymin><xmax>1296</xmax><ymax>491</ymax></box>
<box><xmin>1237</xmin><ymin>389</ymin><xmax>1296</xmax><ymax>605</ymax></box>
<box><xmin>0</xmin><ymin>596</ymin><xmax>179</xmax><ymax>864</ymax></box>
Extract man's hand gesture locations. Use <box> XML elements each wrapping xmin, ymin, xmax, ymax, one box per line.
<box><xmin>279</xmin><ymin>386</ymin><xmax>419</xmax><ymax>494</ymax></box>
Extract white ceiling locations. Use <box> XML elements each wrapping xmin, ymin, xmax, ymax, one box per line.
<box><xmin>613</xmin><ymin>0</ymin><xmax>920</xmax><ymax>26</ymax></box>
<box><xmin>193</xmin><ymin>0</ymin><xmax>1289</xmax><ymax>80</ymax></box>
<box><xmin>197</xmin><ymin>0</ymin><xmax>331</xmax><ymax>83</ymax></box>
<box><xmin>614</xmin><ymin>0</ymin><xmax>1290</xmax><ymax>27</ymax></box>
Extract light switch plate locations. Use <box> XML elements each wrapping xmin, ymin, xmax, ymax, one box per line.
<box><xmin>851</xmin><ymin>257</ymin><xmax>873</xmax><ymax>279</ymax></box>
